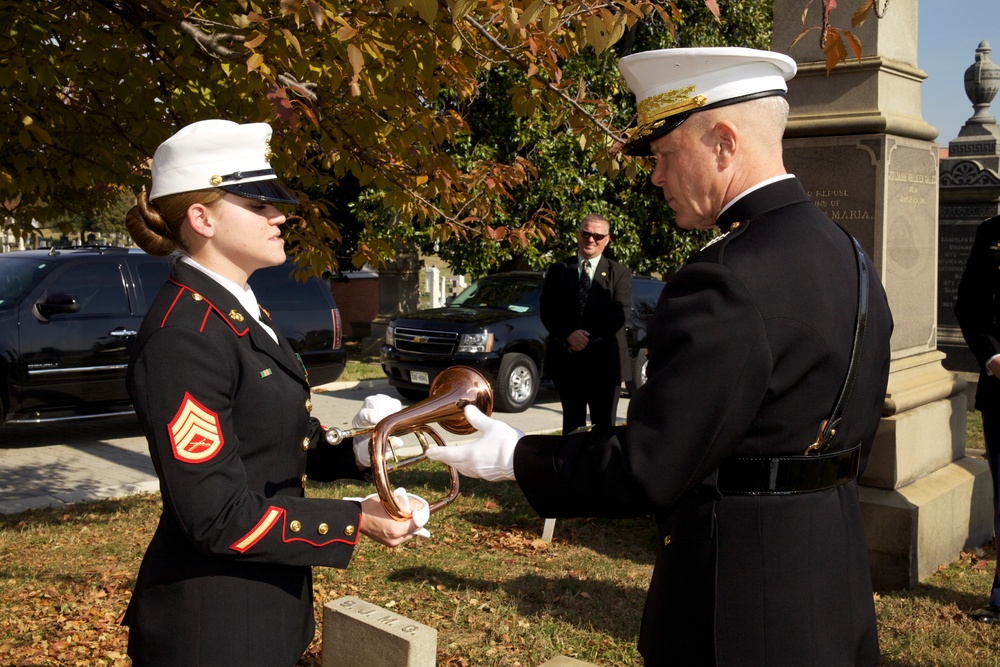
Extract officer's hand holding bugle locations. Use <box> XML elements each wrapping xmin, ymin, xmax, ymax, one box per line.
<box><xmin>423</xmin><ymin>405</ymin><xmax>523</xmax><ymax>482</ymax></box>
<box><xmin>350</xmin><ymin>393</ymin><xmax>404</xmax><ymax>468</ymax></box>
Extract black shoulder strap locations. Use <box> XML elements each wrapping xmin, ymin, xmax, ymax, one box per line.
<box><xmin>805</xmin><ymin>233</ymin><xmax>870</xmax><ymax>455</ymax></box>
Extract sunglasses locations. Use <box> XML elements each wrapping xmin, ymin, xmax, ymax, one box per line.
<box><xmin>579</xmin><ymin>231</ymin><xmax>608</xmax><ymax>241</ymax></box>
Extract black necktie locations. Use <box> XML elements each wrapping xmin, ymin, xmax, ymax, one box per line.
<box><xmin>579</xmin><ymin>259</ymin><xmax>591</xmax><ymax>311</ymax></box>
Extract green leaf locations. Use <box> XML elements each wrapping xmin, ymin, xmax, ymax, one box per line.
<box><xmin>412</xmin><ymin>0</ymin><xmax>438</xmax><ymax>24</ymax></box>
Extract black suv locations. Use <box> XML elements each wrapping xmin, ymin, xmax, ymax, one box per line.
<box><xmin>379</xmin><ymin>271</ymin><xmax>665</xmax><ymax>412</ymax></box>
<box><xmin>0</xmin><ymin>247</ymin><xmax>345</xmax><ymax>428</ymax></box>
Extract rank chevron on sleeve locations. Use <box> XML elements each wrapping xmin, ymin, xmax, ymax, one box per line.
<box><xmin>168</xmin><ymin>392</ymin><xmax>224</xmax><ymax>463</ymax></box>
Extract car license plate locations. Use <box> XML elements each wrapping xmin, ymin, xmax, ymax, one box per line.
<box><xmin>410</xmin><ymin>370</ymin><xmax>430</xmax><ymax>385</ymax></box>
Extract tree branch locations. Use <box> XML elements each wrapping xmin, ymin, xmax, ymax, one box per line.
<box><xmin>457</xmin><ymin>13</ymin><xmax>625</xmax><ymax>146</ymax></box>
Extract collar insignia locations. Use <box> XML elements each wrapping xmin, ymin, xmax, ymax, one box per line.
<box><xmin>700</xmin><ymin>230</ymin><xmax>730</xmax><ymax>252</ymax></box>
<box><xmin>229</xmin><ymin>309</ymin><xmax>245</xmax><ymax>322</ymax></box>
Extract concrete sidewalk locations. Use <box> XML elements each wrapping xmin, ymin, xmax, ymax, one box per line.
<box><xmin>0</xmin><ymin>380</ymin><xmax>627</xmax><ymax>515</ymax></box>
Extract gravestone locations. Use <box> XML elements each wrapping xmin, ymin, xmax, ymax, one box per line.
<box><xmin>938</xmin><ymin>41</ymin><xmax>1000</xmax><ymax>376</ymax></box>
<box><xmin>773</xmin><ymin>1</ymin><xmax>993</xmax><ymax>589</ymax></box>
<box><xmin>323</xmin><ymin>596</ymin><xmax>437</xmax><ymax>667</ymax></box>
<box><xmin>322</xmin><ymin>596</ymin><xmax>599</xmax><ymax>666</ymax></box>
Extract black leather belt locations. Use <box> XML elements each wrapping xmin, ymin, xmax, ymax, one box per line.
<box><xmin>716</xmin><ymin>444</ymin><xmax>861</xmax><ymax>496</ymax></box>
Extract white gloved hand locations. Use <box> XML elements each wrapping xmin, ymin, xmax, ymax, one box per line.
<box><xmin>391</xmin><ymin>488</ymin><xmax>431</xmax><ymax>539</ymax></box>
<box><xmin>353</xmin><ymin>487</ymin><xmax>431</xmax><ymax>546</ymax></box>
<box><xmin>423</xmin><ymin>405</ymin><xmax>524</xmax><ymax>482</ymax></box>
<box><xmin>351</xmin><ymin>394</ymin><xmax>403</xmax><ymax>468</ymax></box>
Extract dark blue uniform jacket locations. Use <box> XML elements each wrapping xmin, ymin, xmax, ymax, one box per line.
<box><xmin>124</xmin><ymin>261</ymin><xmax>366</xmax><ymax>667</ymax></box>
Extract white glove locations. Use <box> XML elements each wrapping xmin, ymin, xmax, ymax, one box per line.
<box><xmin>423</xmin><ymin>405</ymin><xmax>523</xmax><ymax>482</ymax></box>
<box><xmin>391</xmin><ymin>488</ymin><xmax>431</xmax><ymax>538</ymax></box>
<box><xmin>350</xmin><ymin>487</ymin><xmax>432</xmax><ymax>546</ymax></box>
<box><xmin>351</xmin><ymin>394</ymin><xmax>404</xmax><ymax>468</ymax></box>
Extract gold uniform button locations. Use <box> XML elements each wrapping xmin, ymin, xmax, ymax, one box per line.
<box><xmin>302</xmin><ymin>437</ymin><xmax>310</xmax><ymax>451</ymax></box>
<box><xmin>192</xmin><ymin>293</ymin><xmax>203</xmax><ymax>301</ymax></box>
<box><xmin>300</xmin><ymin>474</ymin><xmax>308</xmax><ymax>488</ymax></box>
<box><xmin>305</xmin><ymin>399</ymin><xmax>313</xmax><ymax>413</ymax></box>
<box><xmin>317</xmin><ymin>523</ymin><xmax>329</xmax><ymax>535</ymax></box>
<box><xmin>344</xmin><ymin>525</ymin><xmax>356</xmax><ymax>537</ymax></box>
<box><xmin>289</xmin><ymin>520</ymin><xmax>302</xmax><ymax>533</ymax></box>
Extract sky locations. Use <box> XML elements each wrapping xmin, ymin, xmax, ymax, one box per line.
<box><xmin>917</xmin><ymin>0</ymin><xmax>1000</xmax><ymax>145</ymax></box>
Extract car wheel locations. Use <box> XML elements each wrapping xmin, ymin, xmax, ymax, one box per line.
<box><xmin>495</xmin><ymin>352</ymin><xmax>538</xmax><ymax>413</ymax></box>
<box><xmin>626</xmin><ymin>347</ymin><xmax>649</xmax><ymax>396</ymax></box>
<box><xmin>396</xmin><ymin>387</ymin><xmax>429</xmax><ymax>402</ymax></box>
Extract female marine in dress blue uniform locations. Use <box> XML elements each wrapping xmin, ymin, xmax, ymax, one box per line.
<box><xmin>122</xmin><ymin>120</ymin><xmax>429</xmax><ymax>667</ymax></box>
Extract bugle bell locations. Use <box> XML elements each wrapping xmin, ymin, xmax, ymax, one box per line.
<box><xmin>325</xmin><ymin>365</ymin><xmax>493</xmax><ymax>520</ymax></box>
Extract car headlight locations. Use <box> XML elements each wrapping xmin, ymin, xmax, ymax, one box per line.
<box><xmin>458</xmin><ymin>332</ymin><xmax>493</xmax><ymax>353</ymax></box>
<box><xmin>385</xmin><ymin>325</ymin><xmax>395</xmax><ymax>347</ymax></box>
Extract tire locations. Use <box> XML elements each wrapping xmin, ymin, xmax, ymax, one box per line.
<box><xmin>494</xmin><ymin>352</ymin><xmax>539</xmax><ymax>413</ymax></box>
<box><xmin>626</xmin><ymin>347</ymin><xmax>648</xmax><ymax>396</ymax></box>
<box><xmin>396</xmin><ymin>387</ymin><xmax>429</xmax><ymax>402</ymax></box>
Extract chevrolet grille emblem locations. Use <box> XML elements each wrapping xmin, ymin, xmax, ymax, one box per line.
<box><xmin>413</xmin><ymin>336</ymin><xmax>429</xmax><ymax>343</ymax></box>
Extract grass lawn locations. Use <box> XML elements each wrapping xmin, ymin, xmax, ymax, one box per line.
<box><xmin>1</xmin><ymin>412</ymin><xmax>996</xmax><ymax>665</ymax></box>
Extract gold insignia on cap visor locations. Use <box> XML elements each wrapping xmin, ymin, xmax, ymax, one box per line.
<box><xmin>635</xmin><ymin>85</ymin><xmax>707</xmax><ymax>139</ymax></box>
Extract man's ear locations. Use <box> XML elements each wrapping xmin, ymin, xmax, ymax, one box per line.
<box><xmin>186</xmin><ymin>202</ymin><xmax>215</xmax><ymax>240</ymax></box>
<box><xmin>714</xmin><ymin>121</ymin><xmax>739</xmax><ymax>167</ymax></box>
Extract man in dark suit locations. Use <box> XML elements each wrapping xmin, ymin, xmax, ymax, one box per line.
<box><xmin>428</xmin><ymin>47</ymin><xmax>894</xmax><ymax>666</ymax></box>
<box><xmin>541</xmin><ymin>213</ymin><xmax>632</xmax><ymax>434</ymax></box>
<box><xmin>955</xmin><ymin>214</ymin><xmax>1000</xmax><ymax>623</ymax></box>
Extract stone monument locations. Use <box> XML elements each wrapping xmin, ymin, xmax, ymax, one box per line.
<box><xmin>772</xmin><ymin>1</ymin><xmax>993</xmax><ymax>589</ymax></box>
<box><xmin>938</xmin><ymin>41</ymin><xmax>1000</xmax><ymax>376</ymax></box>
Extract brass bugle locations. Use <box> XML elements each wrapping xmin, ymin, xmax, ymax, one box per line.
<box><xmin>367</xmin><ymin>365</ymin><xmax>494</xmax><ymax>520</ymax></box>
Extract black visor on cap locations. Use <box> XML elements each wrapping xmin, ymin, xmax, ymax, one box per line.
<box><xmin>621</xmin><ymin>113</ymin><xmax>692</xmax><ymax>156</ymax></box>
<box><xmin>218</xmin><ymin>179</ymin><xmax>299</xmax><ymax>205</ymax></box>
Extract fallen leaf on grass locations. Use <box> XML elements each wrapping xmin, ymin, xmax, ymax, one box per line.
<box><xmin>937</xmin><ymin>604</ymin><xmax>962</xmax><ymax>621</ymax></box>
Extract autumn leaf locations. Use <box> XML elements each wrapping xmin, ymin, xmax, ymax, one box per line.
<box><xmin>851</xmin><ymin>0</ymin><xmax>873</xmax><ymax>26</ymax></box>
<box><xmin>822</xmin><ymin>29</ymin><xmax>849</xmax><ymax>74</ymax></box>
<box><xmin>244</xmin><ymin>30</ymin><xmax>266</xmax><ymax>48</ymax></box>
<box><xmin>703</xmin><ymin>0</ymin><xmax>720</xmax><ymax>21</ymax></box>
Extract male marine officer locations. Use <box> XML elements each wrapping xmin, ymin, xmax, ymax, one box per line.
<box><xmin>426</xmin><ymin>47</ymin><xmax>894</xmax><ymax>666</ymax></box>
